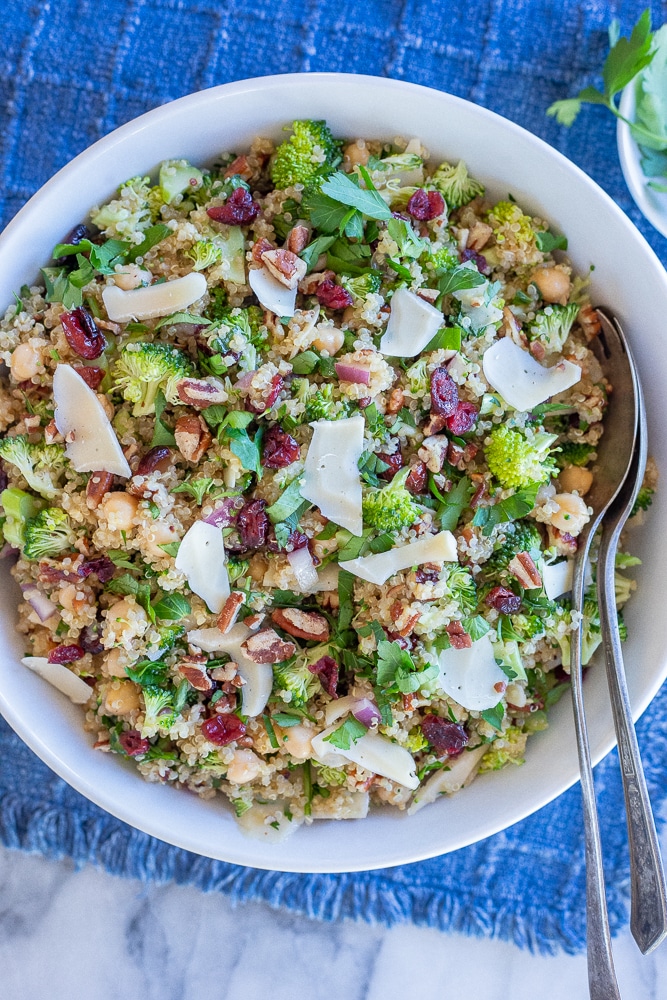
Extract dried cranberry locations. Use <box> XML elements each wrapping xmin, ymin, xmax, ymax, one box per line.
<box><xmin>315</xmin><ymin>279</ymin><xmax>353</xmax><ymax>310</ymax></box>
<box><xmin>78</xmin><ymin>556</ymin><xmax>115</xmax><ymax>583</ymax></box>
<box><xmin>47</xmin><ymin>644</ymin><xmax>85</xmax><ymax>664</ymax></box>
<box><xmin>384</xmin><ymin>629</ymin><xmax>416</xmax><ymax>650</ymax></box>
<box><xmin>459</xmin><ymin>248</ymin><xmax>490</xmax><ymax>274</ymax></box>
<box><xmin>118</xmin><ymin>730</ymin><xmax>150</xmax><ymax>757</ymax></box>
<box><xmin>421</xmin><ymin>715</ymin><xmax>469</xmax><ymax>756</ymax></box>
<box><xmin>73</xmin><ymin>365</ymin><xmax>105</xmax><ymax>390</ymax></box>
<box><xmin>445</xmin><ymin>400</ymin><xmax>479</xmax><ymax>435</ymax></box>
<box><xmin>136</xmin><ymin>446</ymin><xmax>173</xmax><ymax>476</ymax></box>
<box><xmin>0</xmin><ymin>465</ymin><xmax>7</xmax><ymax>493</ymax></box>
<box><xmin>53</xmin><ymin>224</ymin><xmax>91</xmax><ymax>268</ymax></box>
<box><xmin>207</xmin><ymin>188</ymin><xmax>259</xmax><ymax>226</ymax></box>
<box><xmin>405</xmin><ymin>461</ymin><xmax>428</xmax><ymax>494</ymax></box>
<box><xmin>429</xmin><ymin>367</ymin><xmax>459</xmax><ymax>416</ymax></box>
<box><xmin>485</xmin><ymin>586</ymin><xmax>522</xmax><ymax>615</ymax></box>
<box><xmin>376</xmin><ymin>450</ymin><xmax>404</xmax><ymax>481</ymax></box>
<box><xmin>201</xmin><ymin>714</ymin><xmax>247</xmax><ymax>746</ymax></box>
<box><xmin>237</xmin><ymin>498</ymin><xmax>269</xmax><ymax>549</ymax></box>
<box><xmin>308</xmin><ymin>655</ymin><xmax>339</xmax><ymax>698</ymax></box>
<box><xmin>407</xmin><ymin>189</ymin><xmax>445</xmax><ymax>221</ymax></box>
<box><xmin>247</xmin><ymin>374</ymin><xmax>284</xmax><ymax>414</ymax></box>
<box><xmin>79</xmin><ymin>622</ymin><xmax>104</xmax><ymax>655</ymax></box>
<box><xmin>286</xmin><ymin>531</ymin><xmax>309</xmax><ymax>552</ymax></box>
<box><xmin>61</xmin><ymin>308</ymin><xmax>106</xmax><ymax>360</ymax></box>
<box><xmin>262</xmin><ymin>425</ymin><xmax>300</xmax><ymax>468</ymax></box>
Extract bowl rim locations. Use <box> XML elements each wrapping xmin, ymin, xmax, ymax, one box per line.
<box><xmin>2</xmin><ymin>71</ymin><xmax>667</xmax><ymax>872</ymax></box>
<box><xmin>617</xmin><ymin>82</ymin><xmax>667</xmax><ymax>238</ymax></box>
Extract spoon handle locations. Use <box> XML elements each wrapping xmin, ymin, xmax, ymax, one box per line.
<box><xmin>571</xmin><ymin>552</ymin><xmax>622</xmax><ymax>1000</ymax></box>
<box><xmin>598</xmin><ymin>526</ymin><xmax>667</xmax><ymax>955</ymax></box>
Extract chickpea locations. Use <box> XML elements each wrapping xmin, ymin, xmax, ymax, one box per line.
<box><xmin>113</xmin><ymin>264</ymin><xmax>150</xmax><ymax>290</ymax></box>
<box><xmin>226</xmin><ymin>748</ymin><xmax>262</xmax><ymax>784</ymax></box>
<box><xmin>101</xmin><ymin>491</ymin><xmax>140</xmax><ymax>531</ymax></box>
<box><xmin>274</xmin><ymin>723</ymin><xmax>314</xmax><ymax>760</ymax></box>
<box><xmin>531</xmin><ymin>267</ymin><xmax>571</xmax><ymax>305</ymax></box>
<box><xmin>102</xmin><ymin>679</ymin><xmax>141</xmax><ymax>716</ymax></box>
<box><xmin>342</xmin><ymin>139</ymin><xmax>370</xmax><ymax>170</ymax></box>
<box><xmin>311</xmin><ymin>325</ymin><xmax>345</xmax><ymax>356</ymax></box>
<box><xmin>96</xmin><ymin>393</ymin><xmax>115</xmax><ymax>421</ymax></box>
<box><xmin>550</xmin><ymin>492</ymin><xmax>590</xmax><ymax>535</ymax></box>
<box><xmin>10</xmin><ymin>341</ymin><xmax>42</xmax><ymax>381</ymax></box>
<box><xmin>143</xmin><ymin>521</ymin><xmax>179</xmax><ymax>560</ymax></box>
<box><xmin>558</xmin><ymin>466</ymin><xmax>594</xmax><ymax>496</ymax></box>
<box><xmin>248</xmin><ymin>553</ymin><xmax>269</xmax><ymax>584</ymax></box>
<box><xmin>103</xmin><ymin>647</ymin><xmax>127</xmax><ymax>678</ymax></box>
<box><xmin>506</xmin><ymin>682</ymin><xmax>527</xmax><ymax>708</ymax></box>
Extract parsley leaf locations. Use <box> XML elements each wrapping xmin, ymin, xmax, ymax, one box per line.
<box><xmin>172</xmin><ymin>477</ymin><xmax>221</xmax><ymax>505</ymax></box>
<box><xmin>337</xmin><ymin>568</ymin><xmax>355</xmax><ymax>633</ymax></box>
<box><xmin>154</xmin><ymin>311</ymin><xmax>212</xmax><ymax>329</ymax></box>
<box><xmin>319</xmin><ymin>171</ymin><xmax>392</xmax><ymax>221</ymax></box>
<box><xmin>437</xmin><ymin>264</ymin><xmax>487</xmax><ymax>297</ymax></box>
<box><xmin>481</xmin><ymin>703</ymin><xmax>505</xmax><ymax>731</ymax></box>
<box><xmin>535</xmin><ymin>230</ymin><xmax>568</xmax><ymax>253</ymax></box>
<box><xmin>124</xmin><ymin>224</ymin><xmax>171</xmax><ymax>263</ymax></box>
<box><xmin>265</xmin><ymin>477</ymin><xmax>305</xmax><ymax>523</ymax></box>
<box><xmin>323</xmin><ymin>716</ymin><xmax>368</xmax><ymax>750</ymax></box>
<box><xmin>386</xmin><ymin>218</ymin><xmax>429</xmax><ymax>258</ymax></box>
<box><xmin>430</xmin><ymin>475</ymin><xmax>474</xmax><ymax>531</ymax></box>
<box><xmin>423</xmin><ymin>326</ymin><xmax>462</xmax><ymax>352</ymax></box>
<box><xmin>151</xmin><ymin>389</ymin><xmax>176</xmax><ymax>447</ymax></box>
<box><xmin>226</xmin><ymin>425</ymin><xmax>263</xmax><ymax>477</ymax></box>
<box><xmin>472</xmin><ymin>482</ymin><xmax>541</xmax><ymax>536</ymax></box>
<box><xmin>299</xmin><ymin>234</ymin><xmax>337</xmax><ymax>270</ymax></box>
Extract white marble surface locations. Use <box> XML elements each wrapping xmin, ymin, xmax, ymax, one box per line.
<box><xmin>2</xmin><ymin>831</ymin><xmax>667</xmax><ymax>1000</ymax></box>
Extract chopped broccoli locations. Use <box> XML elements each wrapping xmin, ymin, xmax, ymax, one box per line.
<box><xmin>153</xmin><ymin>624</ymin><xmax>185</xmax><ymax>654</ymax></box>
<box><xmin>617</xmin><ymin>613</ymin><xmax>628</xmax><ymax>642</ymax></box>
<box><xmin>0</xmin><ymin>436</ymin><xmax>67</xmax><ymax>499</ymax></box>
<box><xmin>305</xmin><ymin>383</ymin><xmax>346</xmax><ymax>422</ymax></box>
<box><xmin>485</xmin><ymin>426</ymin><xmax>558</xmax><ymax>490</ymax></box>
<box><xmin>362</xmin><ymin>466</ymin><xmax>421</xmax><ymax>534</ymax></box>
<box><xmin>23</xmin><ymin>507</ymin><xmax>74</xmax><ymax>560</ymax></box>
<box><xmin>427</xmin><ymin>245</ymin><xmax>460</xmax><ymax>273</ymax></box>
<box><xmin>631</xmin><ymin>486</ymin><xmax>654</xmax><ymax>517</ymax></box>
<box><xmin>313</xmin><ymin>763</ymin><xmax>347</xmax><ymax>786</ymax></box>
<box><xmin>556</xmin><ymin>441</ymin><xmax>596</xmax><ymax>469</ymax></box>
<box><xmin>557</xmin><ymin>592</ymin><xmax>601</xmax><ymax>667</ymax></box>
<box><xmin>484</xmin><ymin>521</ymin><xmax>543</xmax><ymax>574</ymax></box>
<box><xmin>443</xmin><ymin>565</ymin><xmax>478</xmax><ymax>614</ymax></box>
<box><xmin>340</xmin><ymin>272</ymin><xmax>382</xmax><ymax>302</ymax></box>
<box><xmin>158</xmin><ymin>159</ymin><xmax>204</xmax><ymax>204</ymax></box>
<box><xmin>615</xmin><ymin>571</ymin><xmax>636</xmax><ymax>608</ymax></box>
<box><xmin>528</xmin><ymin>303</ymin><xmax>580</xmax><ymax>353</ymax></box>
<box><xmin>113</xmin><ymin>342</ymin><xmax>195</xmax><ymax>416</ymax></box>
<box><xmin>140</xmin><ymin>686</ymin><xmax>178</xmax><ymax>736</ymax></box>
<box><xmin>272</xmin><ymin>652</ymin><xmax>322</xmax><ymax>708</ymax></box>
<box><xmin>369</xmin><ymin>151</ymin><xmax>424</xmax><ymax>183</ymax></box>
<box><xmin>508</xmin><ymin>613</ymin><xmax>546</xmax><ymax>640</ymax></box>
<box><xmin>0</xmin><ymin>487</ymin><xmax>44</xmax><ymax>548</ymax></box>
<box><xmin>90</xmin><ymin>176</ymin><xmax>152</xmax><ymax>239</ymax></box>
<box><xmin>479</xmin><ymin>727</ymin><xmax>527</xmax><ymax>771</ymax></box>
<box><xmin>187</xmin><ymin>240</ymin><xmax>223</xmax><ymax>271</ymax></box>
<box><xmin>491</xmin><ymin>638</ymin><xmax>527</xmax><ymax>681</ymax></box>
<box><xmin>405</xmin><ymin>729</ymin><xmax>430</xmax><ymax>753</ymax></box>
<box><xmin>270</xmin><ymin>120</ymin><xmax>342</xmax><ymax>190</ymax></box>
<box><xmin>430</xmin><ymin>160</ymin><xmax>485</xmax><ymax>209</ymax></box>
<box><xmin>487</xmin><ymin>200</ymin><xmax>536</xmax><ymax>248</ymax></box>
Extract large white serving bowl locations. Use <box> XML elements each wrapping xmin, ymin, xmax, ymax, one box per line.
<box><xmin>0</xmin><ymin>73</ymin><xmax>666</xmax><ymax>874</ymax></box>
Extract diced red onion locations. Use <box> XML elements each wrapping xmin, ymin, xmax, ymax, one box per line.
<box><xmin>287</xmin><ymin>545</ymin><xmax>319</xmax><ymax>591</ymax></box>
<box><xmin>0</xmin><ymin>542</ymin><xmax>18</xmax><ymax>559</ymax></box>
<box><xmin>352</xmin><ymin>697</ymin><xmax>382</xmax><ymax>728</ymax></box>
<box><xmin>335</xmin><ymin>362</ymin><xmax>371</xmax><ymax>385</ymax></box>
<box><xmin>446</xmin><ymin>354</ymin><xmax>467</xmax><ymax>380</ymax></box>
<box><xmin>21</xmin><ymin>584</ymin><xmax>57</xmax><ymax>622</ymax></box>
<box><xmin>203</xmin><ymin>497</ymin><xmax>244</xmax><ymax>528</ymax></box>
<box><xmin>234</xmin><ymin>371</ymin><xmax>256</xmax><ymax>392</ymax></box>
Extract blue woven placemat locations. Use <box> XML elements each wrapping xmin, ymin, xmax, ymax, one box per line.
<box><xmin>2</xmin><ymin>0</ymin><xmax>667</xmax><ymax>955</ymax></box>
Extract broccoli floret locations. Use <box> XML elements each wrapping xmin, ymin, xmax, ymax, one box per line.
<box><xmin>341</xmin><ymin>272</ymin><xmax>382</xmax><ymax>302</ymax></box>
<box><xmin>205</xmin><ymin>286</ymin><xmax>229</xmax><ymax>322</ymax></box>
<box><xmin>227</xmin><ymin>558</ymin><xmax>250</xmax><ymax>585</ymax></box>
<box><xmin>485</xmin><ymin>426</ymin><xmax>558</xmax><ymax>490</ymax></box>
<box><xmin>508</xmin><ymin>613</ymin><xmax>546</xmax><ymax>640</ymax></box>
<box><xmin>557</xmin><ymin>592</ymin><xmax>601</xmax><ymax>667</ymax></box>
<box><xmin>491</xmin><ymin>639</ymin><xmax>527</xmax><ymax>681</ymax></box>
<box><xmin>427</xmin><ymin>245</ymin><xmax>460</xmax><ymax>273</ymax></box>
<box><xmin>158</xmin><ymin>159</ymin><xmax>204</xmax><ymax>204</ymax></box>
<box><xmin>305</xmin><ymin>383</ymin><xmax>345</xmax><ymax>422</ymax></box>
<box><xmin>362</xmin><ymin>466</ymin><xmax>421</xmax><ymax>534</ymax></box>
<box><xmin>270</xmin><ymin>120</ymin><xmax>342</xmax><ymax>190</ymax></box>
<box><xmin>443</xmin><ymin>565</ymin><xmax>478</xmax><ymax>614</ymax></box>
<box><xmin>615</xmin><ymin>571</ymin><xmax>636</xmax><ymax>608</ymax></box>
<box><xmin>405</xmin><ymin>729</ymin><xmax>430</xmax><ymax>753</ymax></box>
<box><xmin>430</xmin><ymin>160</ymin><xmax>485</xmax><ymax>209</ymax></box>
<box><xmin>0</xmin><ymin>436</ymin><xmax>67</xmax><ymax>499</ymax></box>
<box><xmin>313</xmin><ymin>763</ymin><xmax>347</xmax><ymax>786</ymax></box>
<box><xmin>479</xmin><ymin>726</ymin><xmax>527</xmax><ymax>771</ymax></box>
<box><xmin>113</xmin><ymin>343</ymin><xmax>195</xmax><ymax>416</ymax></box>
<box><xmin>485</xmin><ymin>521</ymin><xmax>543</xmax><ymax>574</ymax></box>
<box><xmin>273</xmin><ymin>654</ymin><xmax>321</xmax><ymax>708</ymax></box>
<box><xmin>140</xmin><ymin>686</ymin><xmax>177</xmax><ymax>736</ymax></box>
<box><xmin>528</xmin><ymin>303</ymin><xmax>580</xmax><ymax>353</ymax></box>
<box><xmin>631</xmin><ymin>486</ymin><xmax>654</xmax><ymax>517</ymax></box>
<box><xmin>487</xmin><ymin>200</ymin><xmax>536</xmax><ymax>248</ymax></box>
<box><xmin>405</xmin><ymin>357</ymin><xmax>429</xmax><ymax>395</ymax></box>
<box><xmin>90</xmin><ymin>176</ymin><xmax>152</xmax><ymax>239</ymax></box>
<box><xmin>556</xmin><ymin>441</ymin><xmax>596</xmax><ymax>469</ymax></box>
<box><xmin>23</xmin><ymin>507</ymin><xmax>74</xmax><ymax>560</ymax></box>
<box><xmin>0</xmin><ymin>487</ymin><xmax>44</xmax><ymax>548</ymax></box>
<box><xmin>187</xmin><ymin>240</ymin><xmax>223</xmax><ymax>271</ymax></box>
<box><xmin>369</xmin><ymin>152</ymin><xmax>424</xmax><ymax>182</ymax></box>
<box><xmin>154</xmin><ymin>624</ymin><xmax>185</xmax><ymax>654</ymax></box>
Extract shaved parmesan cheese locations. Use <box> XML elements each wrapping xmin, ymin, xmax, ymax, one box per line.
<box><xmin>408</xmin><ymin>744</ymin><xmax>487</xmax><ymax>814</ymax></box>
<box><xmin>248</xmin><ymin>266</ymin><xmax>297</xmax><ymax>317</ymax></box>
<box><xmin>482</xmin><ymin>337</ymin><xmax>581</xmax><ymax>411</ymax></box>
<box><xmin>340</xmin><ymin>530</ymin><xmax>457</xmax><ymax>585</ymax></box>
<box><xmin>311</xmin><ymin>724</ymin><xmax>419</xmax><ymax>789</ymax></box>
<box><xmin>434</xmin><ymin>634</ymin><xmax>507</xmax><ymax>711</ymax></box>
<box><xmin>307</xmin><ymin>562</ymin><xmax>340</xmax><ymax>593</ymax></box>
<box><xmin>186</xmin><ymin>623</ymin><xmax>273</xmax><ymax>717</ymax></box>
<box><xmin>102</xmin><ymin>272</ymin><xmax>207</xmax><ymax>322</ymax></box>
<box><xmin>453</xmin><ymin>279</ymin><xmax>503</xmax><ymax>331</ymax></box>
<box><xmin>22</xmin><ymin>655</ymin><xmax>93</xmax><ymax>705</ymax></box>
<box><xmin>379</xmin><ymin>287</ymin><xmax>443</xmax><ymax>358</ymax></box>
<box><xmin>301</xmin><ymin>415</ymin><xmax>364</xmax><ymax>535</ymax></box>
<box><xmin>542</xmin><ymin>558</ymin><xmax>592</xmax><ymax>600</ymax></box>
<box><xmin>53</xmin><ymin>365</ymin><xmax>131</xmax><ymax>477</ymax></box>
<box><xmin>236</xmin><ymin>801</ymin><xmax>301</xmax><ymax>841</ymax></box>
<box><xmin>175</xmin><ymin>521</ymin><xmax>230</xmax><ymax>614</ymax></box>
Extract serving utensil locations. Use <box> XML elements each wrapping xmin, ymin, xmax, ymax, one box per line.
<box><xmin>570</xmin><ymin>312</ymin><xmax>640</xmax><ymax>1000</ymax></box>
<box><xmin>595</xmin><ymin>310</ymin><xmax>667</xmax><ymax>956</ymax></box>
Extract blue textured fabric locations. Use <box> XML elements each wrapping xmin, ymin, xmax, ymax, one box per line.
<box><xmin>1</xmin><ymin>0</ymin><xmax>667</xmax><ymax>956</ymax></box>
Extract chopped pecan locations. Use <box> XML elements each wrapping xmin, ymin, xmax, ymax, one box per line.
<box><xmin>213</xmin><ymin>693</ymin><xmax>237</xmax><ymax>714</ymax></box>
<box><xmin>405</xmin><ymin>460</ymin><xmax>428</xmax><ymax>494</ymax></box>
<box><xmin>467</xmin><ymin>220</ymin><xmax>493</xmax><ymax>252</ymax></box>
<box><xmin>217</xmin><ymin>591</ymin><xmax>245</xmax><ymax>634</ymax></box>
<box><xmin>395</xmin><ymin>612</ymin><xmax>420</xmax><ymax>637</ymax></box>
<box><xmin>286</xmin><ymin>224</ymin><xmax>310</xmax><ymax>254</ymax></box>
<box><xmin>470</xmin><ymin>479</ymin><xmax>487</xmax><ymax>508</ymax></box>
<box><xmin>241</xmin><ymin>627</ymin><xmax>296</xmax><ymax>664</ymax></box>
<box><xmin>224</xmin><ymin>154</ymin><xmax>253</xmax><ymax>181</ymax></box>
<box><xmin>423</xmin><ymin>413</ymin><xmax>447</xmax><ymax>436</ymax></box>
<box><xmin>261</xmin><ymin>248</ymin><xmax>307</xmax><ymax>289</ymax></box>
<box><xmin>210</xmin><ymin>661</ymin><xmax>238</xmax><ymax>683</ymax></box>
<box><xmin>298</xmin><ymin>269</ymin><xmax>335</xmax><ymax>294</ymax></box>
<box><xmin>579</xmin><ymin>303</ymin><xmax>602</xmax><ymax>341</ymax></box>
<box><xmin>416</xmin><ymin>287</ymin><xmax>439</xmax><ymax>304</ymax></box>
<box><xmin>500</xmin><ymin>306</ymin><xmax>525</xmax><ymax>346</ymax></box>
<box><xmin>252</xmin><ymin>236</ymin><xmax>274</xmax><ymax>262</ymax></box>
<box><xmin>136</xmin><ymin>446</ymin><xmax>173</xmax><ymax>476</ymax></box>
<box><xmin>447</xmin><ymin>441</ymin><xmax>465</xmax><ymax>466</ymax></box>
<box><xmin>508</xmin><ymin>552</ymin><xmax>543</xmax><ymax>589</ymax></box>
<box><xmin>178</xmin><ymin>660</ymin><xmax>213</xmax><ymax>693</ymax></box>
<box><xmin>445</xmin><ymin>621</ymin><xmax>472</xmax><ymax>649</ymax></box>
<box><xmin>174</xmin><ymin>414</ymin><xmax>212</xmax><ymax>462</ymax></box>
<box><xmin>44</xmin><ymin>419</ymin><xmax>64</xmax><ymax>444</ymax></box>
<box><xmin>529</xmin><ymin>340</ymin><xmax>546</xmax><ymax>362</ymax></box>
<box><xmin>176</xmin><ymin>377</ymin><xmax>227</xmax><ymax>409</ymax></box>
<box><xmin>386</xmin><ymin>387</ymin><xmax>404</xmax><ymax>415</ymax></box>
<box><xmin>86</xmin><ymin>471</ymin><xmax>114</xmax><ymax>509</ymax></box>
<box><xmin>271</xmin><ymin>607</ymin><xmax>330</xmax><ymax>641</ymax></box>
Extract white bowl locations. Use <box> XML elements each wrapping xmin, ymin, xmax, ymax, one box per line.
<box><xmin>1</xmin><ymin>73</ymin><xmax>666</xmax><ymax>874</ymax></box>
<box><xmin>618</xmin><ymin>82</ymin><xmax>667</xmax><ymax>237</ymax></box>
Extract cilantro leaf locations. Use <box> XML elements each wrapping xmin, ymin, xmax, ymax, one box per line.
<box><xmin>319</xmin><ymin>171</ymin><xmax>392</xmax><ymax>221</ymax></box>
<box><xmin>430</xmin><ymin>475</ymin><xmax>474</xmax><ymax>531</ymax></box>
<box><xmin>472</xmin><ymin>482</ymin><xmax>540</xmax><ymax>536</ymax></box>
<box><xmin>437</xmin><ymin>264</ymin><xmax>486</xmax><ymax>297</ymax></box>
<box><xmin>535</xmin><ymin>230</ymin><xmax>568</xmax><ymax>253</ymax></box>
<box><xmin>602</xmin><ymin>9</ymin><xmax>653</xmax><ymax>97</ymax></box>
<box><xmin>226</xmin><ymin>425</ymin><xmax>263</xmax><ymax>477</ymax></box>
<box><xmin>323</xmin><ymin>716</ymin><xmax>367</xmax><ymax>750</ymax></box>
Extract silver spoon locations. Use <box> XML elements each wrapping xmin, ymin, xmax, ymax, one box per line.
<box><xmin>595</xmin><ymin>309</ymin><xmax>667</xmax><ymax>955</ymax></box>
<box><xmin>569</xmin><ymin>311</ymin><xmax>640</xmax><ymax>999</ymax></box>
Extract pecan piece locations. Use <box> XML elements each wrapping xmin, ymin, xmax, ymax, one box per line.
<box><xmin>286</xmin><ymin>224</ymin><xmax>310</xmax><ymax>254</ymax></box>
<box><xmin>136</xmin><ymin>446</ymin><xmax>173</xmax><ymax>476</ymax></box>
<box><xmin>44</xmin><ymin>418</ymin><xmax>64</xmax><ymax>444</ymax></box>
<box><xmin>176</xmin><ymin>377</ymin><xmax>227</xmax><ymax>409</ymax></box>
<box><xmin>423</xmin><ymin>413</ymin><xmax>447</xmax><ymax>436</ymax></box>
<box><xmin>217</xmin><ymin>591</ymin><xmax>245</xmax><ymax>634</ymax></box>
<box><xmin>86</xmin><ymin>471</ymin><xmax>114</xmax><ymax>509</ymax></box>
<box><xmin>508</xmin><ymin>552</ymin><xmax>543</xmax><ymax>589</ymax></box>
<box><xmin>224</xmin><ymin>154</ymin><xmax>253</xmax><ymax>181</ymax></box>
<box><xmin>241</xmin><ymin>627</ymin><xmax>296</xmax><ymax>664</ymax></box>
<box><xmin>174</xmin><ymin>414</ymin><xmax>212</xmax><ymax>462</ymax></box>
<box><xmin>445</xmin><ymin>621</ymin><xmax>472</xmax><ymax>649</ymax></box>
<box><xmin>178</xmin><ymin>659</ymin><xmax>213</xmax><ymax>693</ymax></box>
<box><xmin>385</xmin><ymin>387</ymin><xmax>404</xmax><ymax>415</ymax></box>
<box><xmin>252</xmin><ymin>236</ymin><xmax>275</xmax><ymax>262</ymax></box>
<box><xmin>261</xmin><ymin>248</ymin><xmax>307</xmax><ymax>289</ymax></box>
<box><xmin>271</xmin><ymin>607</ymin><xmax>330</xmax><ymax>641</ymax></box>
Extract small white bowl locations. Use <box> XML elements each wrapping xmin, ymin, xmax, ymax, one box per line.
<box><xmin>618</xmin><ymin>82</ymin><xmax>667</xmax><ymax>237</ymax></box>
<box><xmin>2</xmin><ymin>73</ymin><xmax>667</xmax><ymax>873</ymax></box>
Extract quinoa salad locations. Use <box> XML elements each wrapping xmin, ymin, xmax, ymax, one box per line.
<box><xmin>0</xmin><ymin>120</ymin><xmax>653</xmax><ymax>840</ymax></box>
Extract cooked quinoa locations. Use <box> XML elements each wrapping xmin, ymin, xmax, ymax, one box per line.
<box><xmin>0</xmin><ymin>120</ymin><xmax>647</xmax><ymax>841</ymax></box>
